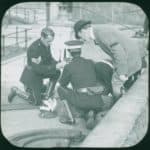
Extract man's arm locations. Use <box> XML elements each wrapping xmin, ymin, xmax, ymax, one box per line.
<box><xmin>94</xmin><ymin>27</ymin><xmax>128</xmax><ymax>77</ymax></box>
<box><xmin>111</xmin><ymin>43</ymin><xmax>128</xmax><ymax>77</ymax></box>
<box><xmin>59</xmin><ymin>65</ymin><xmax>71</xmax><ymax>88</ymax></box>
<box><xmin>50</xmin><ymin>56</ymin><xmax>58</xmax><ymax>65</ymax></box>
<box><xmin>47</xmin><ymin>48</ymin><xmax>58</xmax><ymax>65</ymax></box>
<box><xmin>27</xmin><ymin>46</ymin><xmax>56</xmax><ymax>75</ymax></box>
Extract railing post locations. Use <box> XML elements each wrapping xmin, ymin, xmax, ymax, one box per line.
<box><xmin>46</xmin><ymin>2</ymin><xmax>51</xmax><ymax>27</ymax></box>
<box><xmin>34</xmin><ymin>10</ymin><xmax>36</xmax><ymax>22</ymax></box>
<box><xmin>8</xmin><ymin>9</ymin><xmax>12</xmax><ymax>24</ymax></box>
<box><xmin>2</xmin><ymin>35</ymin><xmax>5</xmax><ymax>56</ymax></box>
<box><xmin>15</xmin><ymin>5</ymin><xmax>18</xmax><ymax>16</ymax></box>
<box><xmin>25</xmin><ymin>29</ymin><xmax>28</xmax><ymax>49</ymax></box>
<box><xmin>26</xmin><ymin>10</ymin><xmax>29</xmax><ymax>23</ymax></box>
<box><xmin>16</xmin><ymin>26</ymin><xmax>19</xmax><ymax>46</ymax></box>
<box><xmin>24</xmin><ymin>8</ymin><xmax>26</xmax><ymax>21</ymax></box>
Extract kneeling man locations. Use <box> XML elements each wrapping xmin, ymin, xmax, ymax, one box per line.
<box><xmin>57</xmin><ymin>40</ymin><xmax>115</xmax><ymax>129</ymax></box>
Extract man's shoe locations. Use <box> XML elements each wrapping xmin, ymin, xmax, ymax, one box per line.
<box><xmin>59</xmin><ymin>116</ymin><xmax>75</xmax><ymax>125</ymax></box>
<box><xmin>69</xmin><ymin>104</ymin><xmax>85</xmax><ymax>118</ymax></box>
<box><xmin>42</xmin><ymin>98</ymin><xmax>57</xmax><ymax>112</ymax></box>
<box><xmin>96</xmin><ymin>110</ymin><xmax>108</xmax><ymax>122</ymax></box>
<box><xmin>58</xmin><ymin>100</ymin><xmax>75</xmax><ymax>125</ymax></box>
<box><xmin>27</xmin><ymin>91</ymin><xmax>37</xmax><ymax>105</ymax></box>
<box><xmin>39</xmin><ymin>108</ymin><xmax>57</xmax><ymax>119</ymax></box>
<box><xmin>8</xmin><ymin>87</ymin><xmax>17</xmax><ymax>103</ymax></box>
<box><xmin>86</xmin><ymin>110</ymin><xmax>96</xmax><ymax>130</ymax></box>
<box><xmin>101</xmin><ymin>95</ymin><xmax>115</xmax><ymax>111</ymax></box>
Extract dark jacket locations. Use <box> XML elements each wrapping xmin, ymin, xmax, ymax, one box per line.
<box><xmin>59</xmin><ymin>57</ymin><xmax>97</xmax><ymax>89</ymax></box>
<box><xmin>20</xmin><ymin>39</ymin><xmax>57</xmax><ymax>88</ymax></box>
<box><xmin>58</xmin><ymin>57</ymin><xmax>107</xmax><ymax>111</ymax></box>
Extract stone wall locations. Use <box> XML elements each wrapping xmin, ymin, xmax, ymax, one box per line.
<box><xmin>122</xmin><ymin>102</ymin><xmax>148</xmax><ymax>147</ymax></box>
<box><xmin>80</xmin><ymin>68</ymin><xmax>148</xmax><ymax>147</ymax></box>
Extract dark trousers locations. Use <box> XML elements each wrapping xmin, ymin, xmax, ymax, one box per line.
<box><xmin>20</xmin><ymin>66</ymin><xmax>60</xmax><ymax>105</ymax></box>
<box><xmin>95</xmin><ymin>62</ymin><xmax>113</xmax><ymax>95</ymax></box>
<box><xmin>32</xmin><ymin>70</ymin><xmax>60</xmax><ymax>105</ymax></box>
<box><xmin>57</xmin><ymin>86</ymin><xmax>113</xmax><ymax>112</ymax></box>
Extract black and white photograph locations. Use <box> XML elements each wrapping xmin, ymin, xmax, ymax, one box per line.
<box><xmin>1</xmin><ymin>2</ymin><xmax>149</xmax><ymax>148</ymax></box>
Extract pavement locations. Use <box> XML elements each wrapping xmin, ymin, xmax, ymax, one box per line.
<box><xmin>1</xmin><ymin>24</ymin><xmax>81</xmax><ymax>146</ymax></box>
<box><xmin>1</xmin><ymin>52</ymin><xmax>90</xmax><ymax>146</ymax></box>
<box><xmin>1</xmin><ymin>54</ymin><xmax>26</xmax><ymax>105</ymax></box>
<box><xmin>1</xmin><ymin>23</ymin><xmax>148</xmax><ymax>147</ymax></box>
<box><xmin>1</xmin><ymin>64</ymin><xmax>148</xmax><ymax>147</ymax></box>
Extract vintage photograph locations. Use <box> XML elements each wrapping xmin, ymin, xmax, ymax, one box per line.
<box><xmin>1</xmin><ymin>2</ymin><xmax>149</xmax><ymax>148</ymax></box>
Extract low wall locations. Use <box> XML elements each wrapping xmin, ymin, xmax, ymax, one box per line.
<box><xmin>122</xmin><ymin>103</ymin><xmax>148</xmax><ymax>147</ymax></box>
<box><xmin>80</xmin><ymin>69</ymin><xmax>148</xmax><ymax>147</ymax></box>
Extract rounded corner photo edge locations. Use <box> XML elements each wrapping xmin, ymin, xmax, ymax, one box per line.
<box><xmin>0</xmin><ymin>128</ymin><xmax>22</xmax><ymax>149</ymax></box>
<box><xmin>1</xmin><ymin>1</ymin><xmax>30</xmax><ymax>26</ymax></box>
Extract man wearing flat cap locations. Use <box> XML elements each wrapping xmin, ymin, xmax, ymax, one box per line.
<box><xmin>9</xmin><ymin>27</ymin><xmax>62</xmax><ymax>105</ymax></box>
<box><xmin>73</xmin><ymin>20</ymin><xmax>143</xmax><ymax>99</ymax></box>
<box><xmin>57</xmin><ymin>40</ymin><xmax>114</xmax><ymax>129</ymax></box>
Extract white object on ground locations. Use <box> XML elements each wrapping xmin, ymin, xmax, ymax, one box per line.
<box><xmin>40</xmin><ymin>106</ymin><xmax>51</xmax><ymax>111</ymax></box>
<box><xmin>41</xmin><ymin>98</ymin><xmax>57</xmax><ymax>112</ymax></box>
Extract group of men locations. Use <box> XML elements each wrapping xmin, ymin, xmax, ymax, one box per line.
<box><xmin>8</xmin><ymin>20</ymin><xmax>146</xmax><ymax>129</ymax></box>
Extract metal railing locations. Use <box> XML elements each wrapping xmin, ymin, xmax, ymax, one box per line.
<box><xmin>1</xmin><ymin>27</ymin><xmax>32</xmax><ymax>56</ymax></box>
<box><xmin>7</xmin><ymin>6</ymin><xmax>38</xmax><ymax>24</ymax></box>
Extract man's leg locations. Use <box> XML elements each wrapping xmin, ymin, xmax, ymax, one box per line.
<box><xmin>101</xmin><ymin>95</ymin><xmax>115</xmax><ymax>111</ymax></box>
<box><xmin>44</xmin><ymin>70</ymin><xmax>61</xmax><ymax>98</ymax></box>
<box><xmin>57</xmin><ymin>86</ymin><xmax>114</xmax><ymax>128</ymax></box>
<box><xmin>57</xmin><ymin>86</ymin><xmax>71</xmax><ymax>100</ymax></box>
<box><xmin>124</xmin><ymin>74</ymin><xmax>135</xmax><ymax>90</ymax></box>
<box><xmin>95</xmin><ymin>62</ymin><xmax>113</xmax><ymax>95</ymax></box>
<box><xmin>57</xmin><ymin>86</ymin><xmax>104</xmax><ymax>111</ymax></box>
<box><xmin>8</xmin><ymin>86</ymin><xmax>30</xmax><ymax>103</ymax></box>
<box><xmin>8</xmin><ymin>84</ymin><xmax>42</xmax><ymax>105</ymax></box>
<box><xmin>57</xmin><ymin>86</ymin><xmax>84</xmax><ymax>115</ymax></box>
<box><xmin>57</xmin><ymin>86</ymin><xmax>76</xmax><ymax>124</ymax></box>
<box><xmin>111</xmin><ymin>72</ymin><xmax>125</xmax><ymax>100</ymax></box>
<box><xmin>57</xmin><ymin>86</ymin><xmax>96</xmax><ymax>127</ymax></box>
<box><xmin>30</xmin><ymin>83</ymin><xmax>43</xmax><ymax>105</ymax></box>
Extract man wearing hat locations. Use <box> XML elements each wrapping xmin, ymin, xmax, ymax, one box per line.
<box><xmin>57</xmin><ymin>40</ymin><xmax>114</xmax><ymax>129</ymax></box>
<box><xmin>73</xmin><ymin>20</ymin><xmax>143</xmax><ymax>99</ymax></box>
<box><xmin>8</xmin><ymin>27</ymin><xmax>61</xmax><ymax>105</ymax></box>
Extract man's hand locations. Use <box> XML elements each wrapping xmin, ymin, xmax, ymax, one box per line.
<box><xmin>31</xmin><ymin>56</ymin><xmax>41</xmax><ymax>64</ymax></box>
<box><xmin>56</xmin><ymin>61</ymin><xmax>67</xmax><ymax>69</ymax></box>
<box><xmin>119</xmin><ymin>75</ymin><xmax>128</xmax><ymax>81</ymax></box>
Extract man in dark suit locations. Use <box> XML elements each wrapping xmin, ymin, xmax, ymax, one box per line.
<box><xmin>57</xmin><ymin>40</ymin><xmax>114</xmax><ymax>129</ymax></box>
<box><xmin>8</xmin><ymin>27</ymin><xmax>61</xmax><ymax>105</ymax></box>
<box><xmin>73</xmin><ymin>20</ymin><xmax>143</xmax><ymax>99</ymax></box>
